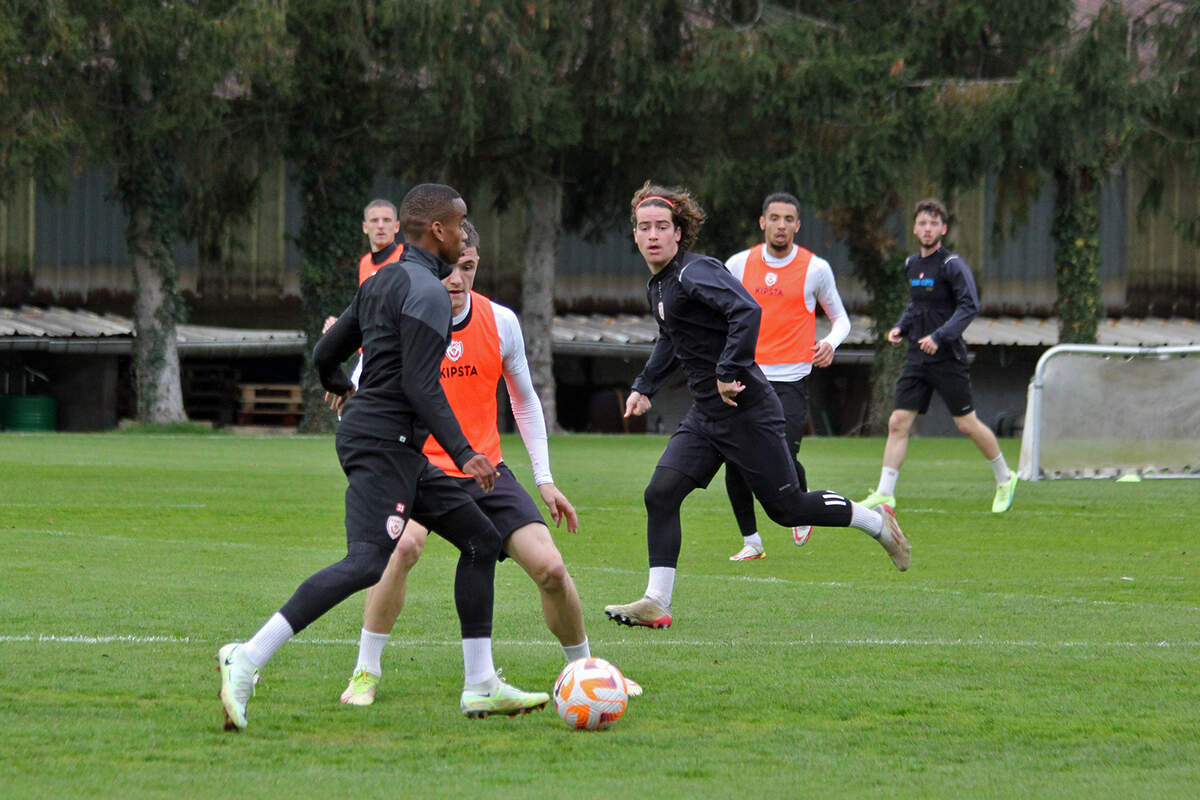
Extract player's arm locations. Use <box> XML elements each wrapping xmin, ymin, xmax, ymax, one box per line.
<box><xmin>892</xmin><ymin>256</ymin><xmax>916</xmax><ymax>340</ymax></box>
<box><xmin>631</xmin><ymin>327</ymin><xmax>677</xmax><ymax>401</ymax></box>
<box><xmin>812</xmin><ymin>259</ymin><xmax>851</xmax><ymax>368</ymax></box>
<box><xmin>313</xmin><ymin>300</ymin><xmax>362</xmax><ymax>397</ymax></box>
<box><xmin>398</xmin><ymin>289</ymin><xmax>494</xmax><ymax>489</ymax></box>
<box><xmin>680</xmin><ymin>260</ymin><xmax>760</xmax><ymax>383</ymax></box>
<box><xmin>932</xmin><ymin>256</ymin><xmax>980</xmax><ymax>344</ymax></box>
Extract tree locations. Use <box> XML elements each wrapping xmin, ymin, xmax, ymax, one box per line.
<box><xmin>6</xmin><ymin>1</ymin><xmax>286</xmax><ymax>423</ymax></box>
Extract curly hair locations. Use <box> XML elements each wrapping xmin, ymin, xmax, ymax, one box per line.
<box><xmin>913</xmin><ymin>198</ymin><xmax>949</xmax><ymax>224</ymax></box>
<box><xmin>630</xmin><ymin>180</ymin><xmax>707</xmax><ymax>251</ymax></box>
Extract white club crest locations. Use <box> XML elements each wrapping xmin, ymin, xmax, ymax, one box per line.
<box><xmin>386</xmin><ymin>515</ymin><xmax>404</xmax><ymax>540</ymax></box>
<box><xmin>446</xmin><ymin>340</ymin><xmax>464</xmax><ymax>361</ymax></box>
<box><xmin>765</xmin><ymin>272</ymin><xmax>777</xmax><ymax>287</ymax></box>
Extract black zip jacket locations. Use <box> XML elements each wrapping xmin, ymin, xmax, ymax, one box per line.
<box><xmin>313</xmin><ymin>243</ymin><xmax>477</xmax><ymax>469</ymax></box>
<box><xmin>632</xmin><ymin>249</ymin><xmax>771</xmax><ymax>419</ymax></box>
<box><xmin>894</xmin><ymin>246</ymin><xmax>979</xmax><ymax>364</ymax></box>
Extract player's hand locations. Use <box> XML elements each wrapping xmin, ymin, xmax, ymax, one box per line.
<box><xmin>321</xmin><ymin>315</ymin><xmax>338</xmax><ymax>335</ymax></box>
<box><xmin>624</xmin><ymin>391</ymin><xmax>652</xmax><ymax>418</ymax></box>
<box><xmin>325</xmin><ymin>388</ymin><xmax>354</xmax><ymax>413</ymax></box>
<box><xmin>918</xmin><ymin>334</ymin><xmax>939</xmax><ymax>355</ymax></box>
<box><xmin>886</xmin><ymin>327</ymin><xmax>903</xmax><ymax>346</ymax></box>
<box><xmin>463</xmin><ymin>454</ymin><xmax>499</xmax><ymax>493</ymax></box>
<box><xmin>811</xmin><ymin>340</ymin><xmax>835</xmax><ymax>368</ymax></box>
<box><xmin>717</xmin><ymin>379</ymin><xmax>745</xmax><ymax>406</ymax></box>
<box><xmin>538</xmin><ymin>483</ymin><xmax>578</xmax><ymax>533</ymax></box>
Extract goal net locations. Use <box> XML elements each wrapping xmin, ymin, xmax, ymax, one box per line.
<box><xmin>1018</xmin><ymin>344</ymin><xmax>1200</xmax><ymax>480</ymax></box>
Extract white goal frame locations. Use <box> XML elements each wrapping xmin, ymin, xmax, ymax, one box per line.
<box><xmin>1019</xmin><ymin>344</ymin><xmax>1200</xmax><ymax>481</ymax></box>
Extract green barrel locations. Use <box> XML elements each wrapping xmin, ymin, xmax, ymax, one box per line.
<box><xmin>5</xmin><ymin>395</ymin><xmax>57</xmax><ymax>431</ymax></box>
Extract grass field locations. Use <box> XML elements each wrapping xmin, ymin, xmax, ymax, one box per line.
<box><xmin>1</xmin><ymin>431</ymin><xmax>1197</xmax><ymax>799</ymax></box>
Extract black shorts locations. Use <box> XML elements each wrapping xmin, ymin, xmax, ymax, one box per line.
<box><xmin>448</xmin><ymin>463</ymin><xmax>545</xmax><ymax>561</ymax></box>
<box><xmin>657</xmin><ymin>392</ymin><xmax>800</xmax><ymax>504</ymax></box>
<box><xmin>893</xmin><ymin>357</ymin><xmax>975</xmax><ymax>417</ymax></box>
<box><xmin>770</xmin><ymin>378</ymin><xmax>810</xmax><ymax>454</ymax></box>
<box><xmin>336</xmin><ymin>434</ymin><xmax>476</xmax><ymax>551</ymax></box>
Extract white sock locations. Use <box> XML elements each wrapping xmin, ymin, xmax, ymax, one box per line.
<box><xmin>562</xmin><ymin>638</ymin><xmax>590</xmax><ymax>663</ymax></box>
<box><xmin>742</xmin><ymin>532</ymin><xmax>763</xmax><ymax>547</ymax></box>
<box><xmin>241</xmin><ymin>612</ymin><xmax>294</xmax><ymax>669</ymax></box>
<box><xmin>462</xmin><ymin>637</ymin><xmax>496</xmax><ymax>688</ymax></box>
<box><xmin>850</xmin><ymin>502</ymin><xmax>885</xmax><ymax>540</ymax></box>
<box><xmin>645</xmin><ymin>566</ymin><xmax>676</xmax><ymax>608</ymax></box>
<box><xmin>989</xmin><ymin>454</ymin><xmax>1011</xmax><ymax>484</ymax></box>
<box><xmin>355</xmin><ymin>629</ymin><xmax>391</xmax><ymax>677</ymax></box>
<box><xmin>877</xmin><ymin>467</ymin><xmax>899</xmax><ymax>496</ymax></box>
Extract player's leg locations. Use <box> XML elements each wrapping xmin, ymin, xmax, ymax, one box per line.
<box><xmin>504</xmin><ymin>522</ymin><xmax>587</xmax><ymax>655</ymax></box>
<box><xmin>720</xmin><ymin>397</ymin><xmax>911</xmax><ymax>571</ymax></box>
<box><xmin>414</xmin><ymin>469</ymin><xmax>548</xmax><ymax>718</ymax></box>
<box><xmin>724</xmin><ymin>462</ymin><xmax>765</xmax><ymax>560</ymax></box>
<box><xmin>606</xmin><ymin>416</ymin><xmax>720</xmax><ymax>628</ymax></box>
<box><xmin>774</xmin><ymin>379</ymin><xmax>812</xmax><ymax>545</ymax></box>
<box><xmin>862</xmin><ymin>363</ymin><xmax>930</xmax><ymax>508</ymax></box>
<box><xmin>218</xmin><ymin>435</ymin><xmax>418</xmax><ymax>730</ymax></box>
<box><xmin>935</xmin><ymin>360</ymin><xmax>1016</xmax><ymax>512</ymax></box>
<box><xmin>341</xmin><ymin>520</ymin><xmax>430</xmax><ymax>706</ymax></box>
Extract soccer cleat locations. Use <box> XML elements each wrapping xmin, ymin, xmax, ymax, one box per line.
<box><xmin>859</xmin><ymin>490</ymin><xmax>896</xmax><ymax>509</ymax></box>
<box><xmin>624</xmin><ymin>676</ymin><xmax>644</xmax><ymax>697</ymax></box>
<box><xmin>340</xmin><ymin>669</ymin><xmax>380</xmax><ymax>707</ymax></box>
<box><xmin>215</xmin><ymin>643</ymin><xmax>259</xmax><ymax>731</ymax></box>
<box><xmin>791</xmin><ymin>525</ymin><xmax>813</xmax><ymax>546</ymax></box>
<box><xmin>461</xmin><ymin>673</ymin><xmax>550</xmax><ymax>719</ymax></box>
<box><xmin>992</xmin><ymin>472</ymin><xmax>1018</xmax><ymax>513</ymax></box>
<box><xmin>604</xmin><ymin>597</ymin><xmax>673</xmax><ymax>628</ymax></box>
<box><xmin>729</xmin><ymin>542</ymin><xmax>765</xmax><ymax>561</ymax></box>
<box><xmin>876</xmin><ymin>504</ymin><xmax>911</xmax><ymax>572</ymax></box>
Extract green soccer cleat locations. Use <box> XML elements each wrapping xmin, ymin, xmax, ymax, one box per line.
<box><xmin>992</xmin><ymin>472</ymin><xmax>1018</xmax><ymax>513</ymax></box>
<box><xmin>216</xmin><ymin>643</ymin><xmax>259</xmax><ymax>731</ymax></box>
<box><xmin>340</xmin><ymin>669</ymin><xmax>380</xmax><ymax>707</ymax></box>
<box><xmin>859</xmin><ymin>490</ymin><xmax>896</xmax><ymax>510</ymax></box>
<box><xmin>461</xmin><ymin>673</ymin><xmax>550</xmax><ymax>719</ymax></box>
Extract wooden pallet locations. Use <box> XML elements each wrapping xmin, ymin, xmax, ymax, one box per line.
<box><xmin>237</xmin><ymin>383</ymin><xmax>302</xmax><ymax>424</ymax></box>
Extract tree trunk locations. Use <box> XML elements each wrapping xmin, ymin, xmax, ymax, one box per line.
<box><xmin>128</xmin><ymin>204</ymin><xmax>187</xmax><ymax>424</ymax></box>
<box><xmin>827</xmin><ymin>203</ymin><xmax>907</xmax><ymax>435</ymax></box>
<box><xmin>521</xmin><ymin>171</ymin><xmax>563</xmax><ymax>433</ymax></box>
<box><xmin>1052</xmin><ymin>166</ymin><xmax>1102</xmax><ymax>344</ymax></box>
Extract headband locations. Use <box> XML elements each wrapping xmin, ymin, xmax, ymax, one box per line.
<box><xmin>636</xmin><ymin>195</ymin><xmax>675</xmax><ymax>210</ymax></box>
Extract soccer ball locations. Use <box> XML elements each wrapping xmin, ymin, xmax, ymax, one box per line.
<box><xmin>552</xmin><ymin>657</ymin><xmax>628</xmax><ymax>730</ymax></box>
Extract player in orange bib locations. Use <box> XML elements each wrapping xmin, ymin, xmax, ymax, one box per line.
<box><xmin>724</xmin><ymin>192</ymin><xmax>851</xmax><ymax>561</ymax></box>
<box><xmin>337</xmin><ymin>221</ymin><xmax>640</xmax><ymax>706</ymax></box>
<box><xmin>323</xmin><ymin>198</ymin><xmax>404</xmax><ymax>340</ymax></box>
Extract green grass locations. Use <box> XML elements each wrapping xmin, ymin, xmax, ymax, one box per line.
<box><xmin>1</xmin><ymin>432</ymin><xmax>1197</xmax><ymax>798</ymax></box>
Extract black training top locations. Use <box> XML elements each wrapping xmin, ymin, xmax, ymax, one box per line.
<box><xmin>894</xmin><ymin>246</ymin><xmax>980</xmax><ymax>364</ymax></box>
<box><xmin>632</xmin><ymin>249</ymin><xmax>771</xmax><ymax>419</ymax></box>
<box><xmin>314</xmin><ymin>243</ymin><xmax>477</xmax><ymax>469</ymax></box>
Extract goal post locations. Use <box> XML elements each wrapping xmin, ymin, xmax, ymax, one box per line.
<box><xmin>1018</xmin><ymin>344</ymin><xmax>1200</xmax><ymax>480</ymax></box>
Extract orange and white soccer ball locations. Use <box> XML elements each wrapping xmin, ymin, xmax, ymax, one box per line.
<box><xmin>552</xmin><ymin>657</ymin><xmax>628</xmax><ymax>730</ymax></box>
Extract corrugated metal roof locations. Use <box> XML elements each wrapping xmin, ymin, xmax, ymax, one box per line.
<box><xmin>0</xmin><ymin>306</ymin><xmax>306</xmax><ymax>355</ymax></box>
<box><xmin>3</xmin><ymin>306</ymin><xmax>1197</xmax><ymax>358</ymax></box>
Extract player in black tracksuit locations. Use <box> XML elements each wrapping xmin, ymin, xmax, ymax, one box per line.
<box><xmin>604</xmin><ymin>183</ymin><xmax>912</xmax><ymax>630</ymax></box>
<box><xmin>215</xmin><ymin>185</ymin><xmax>546</xmax><ymax>731</ymax></box>
<box><xmin>859</xmin><ymin>198</ymin><xmax>1017</xmax><ymax>515</ymax></box>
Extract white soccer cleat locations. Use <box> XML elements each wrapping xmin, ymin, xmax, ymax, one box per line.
<box><xmin>791</xmin><ymin>525</ymin><xmax>813</xmax><ymax>546</ymax></box>
<box><xmin>729</xmin><ymin>542</ymin><xmax>765</xmax><ymax>561</ymax></box>
<box><xmin>624</xmin><ymin>676</ymin><xmax>644</xmax><ymax>697</ymax></box>
<box><xmin>216</xmin><ymin>643</ymin><xmax>259</xmax><ymax>731</ymax></box>
<box><xmin>604</xmin><ymin>597</ymin><xmax>673</xmax><ymax>628</ymax></box>
<box><xmin>876</xmin><ymin>504</ymin><xmax>911</xmax><ymax>571</ymax></box>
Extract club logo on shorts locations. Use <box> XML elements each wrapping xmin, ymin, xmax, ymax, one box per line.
<box><xmin>765</xmin><ymin>272</ymin><xmax>777</xmax><ymax>287</ymax></box>
<box><xmin>446</xmin><ymin>340</ymin><xmax>464</xmax><ymax>361</ymax></box>
<box><xmin>386</xmin><ymin>515</ymin><xmax>404</xmax><ymax>539</ymax></box>
<box><xmin>395</xmin><ymin>502</ymin><xmax>406</xmax><ymax>513</ymax></box>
